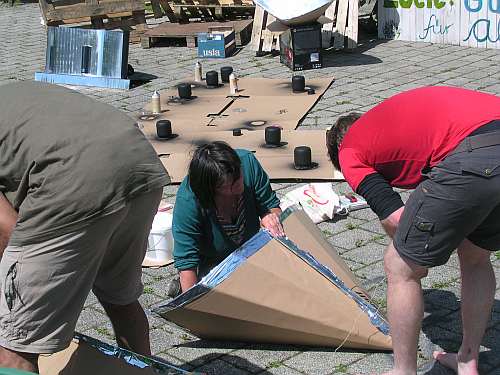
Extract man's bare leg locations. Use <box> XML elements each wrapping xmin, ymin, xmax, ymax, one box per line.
<box><xmin>0</xmin><ymin>347</ymin><xmax>38</xmax><ymax>372</ymax></box>
<box><xmin>382</xmin><ymin>243</ymin><xmax>428</xmax><ymax>375</ymax></box>
<box><xmin>100</xmin><ymin>299</ymin><xmax>151</xmax><ymax>356</ymax></box>
<box><xmin>433</xmin><ymin>239</ymin><xmax>495</xmax><ymax>375</ymax></box>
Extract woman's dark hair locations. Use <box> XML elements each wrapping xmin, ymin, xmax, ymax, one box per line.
<box><xmin>326</xmin><ymin>112</ymin><xmax>362</xmax><ymax>171</ymax></box>
<box><xmin>188</xmin><ymin>141</ymin><xmax>242</xmax><ymax>209</ymax></box>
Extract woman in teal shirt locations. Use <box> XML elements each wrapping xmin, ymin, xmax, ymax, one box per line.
<box><xmin>172</xmin><ymin>142</ymin><xmax>283</xmax><ymax>294</ymax></box>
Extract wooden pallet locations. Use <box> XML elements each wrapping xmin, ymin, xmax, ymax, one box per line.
<box><xmin>39</xmin><ymin>0</ymin><xmax>148</xmax><ymax>43</ymax></box>
<box><xmin>249</xmin><ymin>1</ymin><xmax>359</xmax><ymax>55</ymax></box>
<box><xmin>322</xmin><ymin>0</ymin><xmax>359</xmax><ymax>49</ymax></box>
<box><xmin>146</xmin><ymin>0</ymin><xmax>178</xmax><ymax>21</ymax></box>
<box><xmin>248</xmin><ymin>5</ymin><xmax>282</xmax><ymax>55</ymax></box>
<box><xmin>141</xmin><ymin>18</ymin><xmax>253</xmax><ymax>48</ymax></box>
<box><xmin>172</xmin><ymin>0</ymin><xmax>254</xmax><ymax>22</ymax></box>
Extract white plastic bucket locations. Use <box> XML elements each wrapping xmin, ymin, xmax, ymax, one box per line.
<box><xmin>144</xmin><ymin>208</ymin><xmax>174</xmax><ymax>267</ymax></box>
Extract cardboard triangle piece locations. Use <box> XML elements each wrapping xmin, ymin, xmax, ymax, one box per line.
<box><xmin>38</xmin><ymin>333</ymin><xmax>196</xmax><ymax>375</ymax></box>
<box><xmin>154</xmin><ymin>208</ymin><xmax>392</xmax><ymax>350</ymax></box>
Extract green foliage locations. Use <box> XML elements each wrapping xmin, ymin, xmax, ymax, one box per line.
<box><xmin>267</xmin><ymin>361</ymin><xmax>282</xmax><ymax>369</ymax></box>
<box><xmin>334</xmin><ymin>364</ymin><xmax>349</xmax><ymax>373</ymax></box>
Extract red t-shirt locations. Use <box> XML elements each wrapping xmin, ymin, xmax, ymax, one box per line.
<box><xmin>339</xmin><ymin>86</ymin><xmax>500</xmax><ymax>191</ymax></box>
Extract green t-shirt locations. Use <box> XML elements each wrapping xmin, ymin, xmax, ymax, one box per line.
<box><xmin>0</xmin><ymin>81</ymin><xmax>171</xmax><ymax>245</ymax></box>
<box><xmin>0</xmin><ymin>369</ymin><xmax>36</xmax><ymax>375</ymax></box>
<box><xmin>172</xmin><ymin>150</ymin><xmax>280</xmax><ymax>270</ymax></box>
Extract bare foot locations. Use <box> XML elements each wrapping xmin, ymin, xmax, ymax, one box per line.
<box><xmin>433</xmin><ymin>351</ymin><xmax>480</xmax><ymax>375</ymax></box>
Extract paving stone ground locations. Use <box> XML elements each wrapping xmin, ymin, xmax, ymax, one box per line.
<box><xmin>1</xmin><ymin>3</ymin><xmax>500</xmax><ymax>374</ymax></box>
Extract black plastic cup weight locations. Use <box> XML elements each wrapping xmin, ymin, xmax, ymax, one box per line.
<box><xmin>233</xmin><ymin>129</ymin><xmax>242</xmax><ymax>136</ymax></box>
<box><xmin>265</xmin><ymin>126</ymin><xmax>281</xmax><ymax>146</ymax></box>
<box><xmin>156</xmin><ymin>120</ymin><xmax>173</xmax><ymax>139</ymax></box>
<box><xmin>292</xmin><ymin>75</ymin><xmax>306</xmax><ymax>93</ymax></box>
<box><xmin>294</xmin><ymin>146</ymin><xmax>318</xmax><ymax>170</ymax></box>
<box><xmin>206</xmin><ymin>71</ymin><xmax>219</xmax><ymax>87</ymax></box>
<box><xmin>220</xmin><ymin>66</ymin><xmax>234</xmax><ymax>83</ymax></box>
<box><xmin>178</xmin><ymin>83</ymin><xmax>192</xmax><ymax>99</ymax></box>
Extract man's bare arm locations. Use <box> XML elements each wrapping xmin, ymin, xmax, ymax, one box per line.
<box><xmin>0</xmin><ymin>193</ymin><xmax>17</xmax><ymax>257</ymax></box>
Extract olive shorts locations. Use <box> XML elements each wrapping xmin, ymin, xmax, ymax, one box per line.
<box><xmin>394</xmin><ymin>139</ymin><xmax>500</xmax><ymax>267</ymax></box>
<box><xmin>0</xmin><ymin>189</ymin><xmax>161</xmax><ymax>354</ymax></box>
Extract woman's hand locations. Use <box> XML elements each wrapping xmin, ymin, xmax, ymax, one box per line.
<box><xmin>261</xmin><ymin>208</ymin><xmax>285</xmax><ymax>237</ymax></box>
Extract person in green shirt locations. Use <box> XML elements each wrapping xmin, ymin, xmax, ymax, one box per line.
<box><xmin>171</xmin><ymin>141</ymin><xmax>283</xmax><ymax>294</ymax></box>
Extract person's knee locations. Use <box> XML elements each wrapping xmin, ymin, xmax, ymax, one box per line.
<box><xmin>458</xmin><ymin>239</ymin><xmax>493</xmax><ymax>268</ymax></box>
<box><xmin>384</xmin><ymin>243</ymin><xmax>428</xmax><ymax>283</ymax></box>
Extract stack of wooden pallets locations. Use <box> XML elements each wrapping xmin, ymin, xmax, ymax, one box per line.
<box><xmin>39</xmin><ymin>0</ymin><xmax>148</xmax><ymax>43</ymax></box>
<box><xmin>170</xmin><ymin>0</ymin><xmax>255</xmax><ymax>22</ymax></box>
<box><xmin>249</xmin><ymin>0</ymin><xmax>359</xmax><ymax>55</ymax></box>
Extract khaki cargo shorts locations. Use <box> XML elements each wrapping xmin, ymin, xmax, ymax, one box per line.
<box><xmin>0</xmin><ymin>189</ymin><xmax>162</xmax><ymax>354</ymax></box>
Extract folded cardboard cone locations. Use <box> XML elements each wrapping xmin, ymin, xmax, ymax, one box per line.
<box><xmin>154</xmin><ymin>208</ymin><xmax>392</xmax><ymax>350</ymax></box>
<box><xmin>38</xmin><ymin>333</ymin><xmax>200</xmax><ymax>375</ymax></box>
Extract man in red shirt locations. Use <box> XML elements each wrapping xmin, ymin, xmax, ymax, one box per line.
<box><xmin>327</xmin><ymin>86</ymin><xmax>500</xmax><ymax>375</ymax></box>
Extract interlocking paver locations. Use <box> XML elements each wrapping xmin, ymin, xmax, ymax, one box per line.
<box><xmin>1</xmin><ymin>3</ymin><xmax>500</xmax><ymax>374</ymax></box>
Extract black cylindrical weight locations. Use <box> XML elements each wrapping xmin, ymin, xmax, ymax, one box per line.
<box><xmin>206</xmin><ymin>71</ymin><xmax>219</xmax><ymax>87</ymax></box>
<box><xmin>292</xmin><ymin>75</ymin><xmax>306</xmax><ymax>92</ymax></box>
<box><xmin>220</xmin><ymin>66</ymin><xmax>234</xmax><ymax>83</ymax></box>
<box><xmin>294</xmin><ymin>146</ymin><xmax>312</xmax><ymax>169</ymax></box>
<box><xmin>265</xmin><ymin>126</ymin><xmax>281</xmax><ymax>145</ymax></box>
<box><xmin>156</xmin><ymin>120</ymin><xmax>173</xmax><ymax>139</ymax></box>
<box><xmin>178</xmin><ymin>83</ymin><xmax>192</xmax><ymax>99</ymax></box>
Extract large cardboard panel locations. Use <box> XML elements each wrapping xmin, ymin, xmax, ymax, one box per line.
<box><xmin>257</xmin><ymin>154</ymin><xmax>342</xmax><ymax>180</ymax></box>
<box><xmin>159</xmin><ymin>154</ymin><xmax>191</xmax><ymax>183</ymax></box>
<box><xmin>160</xmin><ymin>152</ymin><xmax>342</xmax><ymax>183</ymax></box>
<box><xmin>147</xmin><ymin>129</ymin><xmax>328</xmax><ymax>156</ymax></box>
<box><xmin>234</xmin><ymin>77</ymin><xmax>333</xmax><ymax>97</ymax></box>
<box><xmin>138</xmin><ymin>77</ymin><xmax>334</xmax><ymax>134</ymax></box>
<box><xmin>209</xmin><ymin>97</ymin><xmax>319</xmax><ymax>131</ymax></box>
<box><xmin>38</xmin><ymin>338</ymin><xmax>193</xmax><ymax>375</ymax></box>
<box><xmin>162</xmin><ymin>237</ymin><xmax>391</xmax><ymax>350</ymax></box>
<box><xmin>283</xmin><ymin>209</ymin><xmax>368</xmax><ymax>296</ymax></box>
<box><xmin>139</xmin><ymin>95</ymin><xmax>233</xmax><ymax>132</ymax></box>
<box><xmin>138</xmin><ymin>78</ymin><xmax>339</xmax><ymax>182</ymax></box>
<box><xmin>147</xmin><ymin>130</ymin><xmax>258</xmax><ymax>155</ymax></box>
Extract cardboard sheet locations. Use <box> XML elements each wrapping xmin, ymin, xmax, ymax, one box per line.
<box><xmin>147</xmin><ymin>129</ymin><xmax>324</xmax><ymax>156</ymax></box>
<box><xmin>38</xmin><ymin>334</ymin><xmax>195</xmax><ymax>375</ymax></box>
<box><xmin>208</xmin><ymin>97</ymin><xmax>316</xmax><ymax>131</ymax></box>
<box><xmin>149</xmin><ymin>130</ymin><xmax>342</xmax><ymax>183</ymax></box>
<box><xmin>155</xmin><ymin>209</ymin><xmax>392</xmax><ymax>350</ymax></box>
<box><xmin>139</xmin><ymin>95</ymin><xmax>233</xmax><ymax>132</ymax></box>
<box><xmin>137</xmin><ymin>78</ymin><xmax>333</xmax><ymax>134</ymax></box>
<box><xmin>138</xmin><ymin>77</ymin><xmax>338</xmax><ymax>183</ymax></box>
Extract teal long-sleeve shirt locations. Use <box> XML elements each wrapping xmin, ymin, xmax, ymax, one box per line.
<box><xmin>172</xmin><ymin>150</ymin><xmax>280</xmax><ymax>271</ymax></box>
